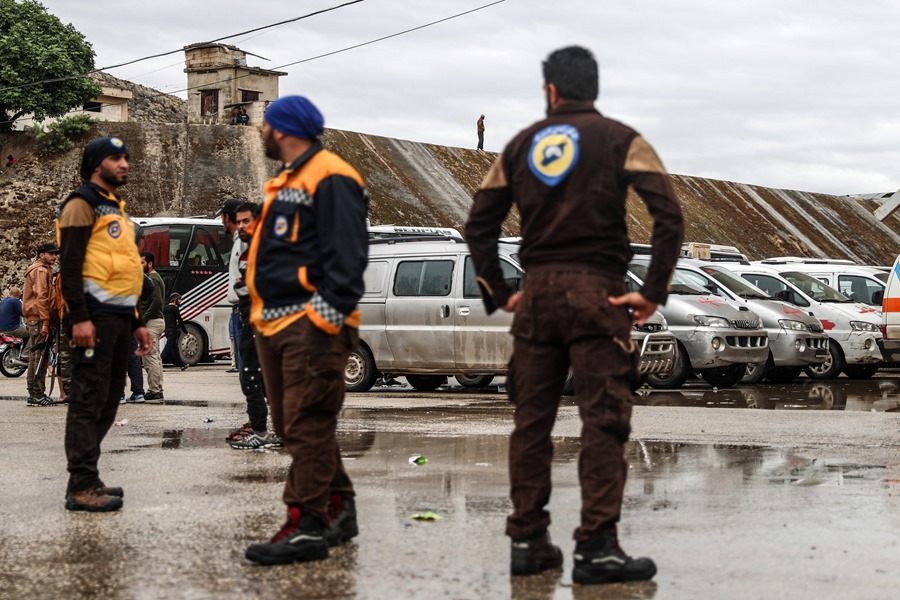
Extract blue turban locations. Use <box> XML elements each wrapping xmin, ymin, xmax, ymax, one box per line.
<box><xmin>264</xmin><ymin>96</ymin><xmax>325</xmax><ymax>140</ymax></box>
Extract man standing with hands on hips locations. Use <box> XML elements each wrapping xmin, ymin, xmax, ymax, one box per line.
<box><xmin>465</xmin><ymin>46</ymin><xmax>683</xmax><ymax>584</ymax></box>
<box><xmin>57</xmin><ymin>136</ymin><xmax>153</xmax><ymax>512</ymax></box>
<box><xmin>243</xmin><ymin>96</ymin><xmax>368</xmax><ymax>565</ymax></box>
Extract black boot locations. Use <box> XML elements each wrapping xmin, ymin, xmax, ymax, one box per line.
<box><xmin>573</xmin><ymin>531</ymin><xmax>656</xmax><ymax>584</ymax></box>
<box><xmin>511</xmin><ymin>531</ymin><xmax>563</xmax><ymax>575</ymax></box>
<box><xmin>325</xmin><ymin>494</ymin><xmax>359</xmax><ymax>547</ymax></box>
<box><xmin>246</xmin><ymin>507</ymin><xmax>329</xmax><ymax>565</ymax></box>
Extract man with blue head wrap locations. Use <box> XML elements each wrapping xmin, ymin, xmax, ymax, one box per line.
<box><xmin>244</xmin><ymin>96</ymin><xmax>369</xmax><ymax>565</ymax></box>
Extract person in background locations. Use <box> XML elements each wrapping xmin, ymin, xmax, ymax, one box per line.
<box><xmin>477</xmin><ymin>114</ymin><xmax>485</xmax><ymax>150</ymax></box>
<box><xmin>122</xmin><ymin>273</ymin><xmax>153</xmax><ymax>404</ymax></box>
<box><xmin>465</xmin><ymin>46</ymin><xmax>683</xmax><ymax>584</ymax></box>
<box><xmin>140</xmin><ymin>252</ymin><xmax>165</xmax><ymax>400</ymax></box>
<box><xmin>0</xmin><ymin>287</ymin><xmax>29</xmax><ymax>341</ymax></box>
<box><xmin>23</xmin><ymin>242</ymin><xmax>59</xmax><ymax>406</ymax></box>
<box><xmin>161</xmin><ymin>293</ymin><xmax>189</xmax><ymax>371</ymax></box>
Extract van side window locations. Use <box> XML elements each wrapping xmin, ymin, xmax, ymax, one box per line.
<box><xmin>741</xmin><ymin>274</ymin><xmax>810</xmax><ymax>307</ymax></box>
<box><xmin>463</xmin><ymin>257</ymin><xmax>521</xmax><ymax>298</ymax></box>
<box><xmin>394</xmin><ymin>260</ymin><xmax>454</xmax><ymax>296</ymax></box>
<box><xmin>838</xmin><ymin>275</ymin><xmax>882</xmax><ymax>305</ymax></box>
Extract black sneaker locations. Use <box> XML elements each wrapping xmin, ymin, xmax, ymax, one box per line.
<box><xmin>27</xmin><ymin>395</ymin><xmax>62</xmax><ymax>407</ymax></box>
<box><xmin>144</xmin><ymin>391</ymin><xmax>164</xmax><ymax>400</ymax></box>
<box><xmin>325</xmin><ymin>494</ymin><xmax>359</xmax><ymax>547</ymax></box>
<box><xmin>572</xmin><ymin>532</ymin><xmax>656</xmax><ymax>585</ymax></box>
<box><xmin>511</xmin><ymin>531</ymin><xmax>563</xmax><ymax>575</ymax></box>
<box><xmin>246</xmin><ymin>507</ymin><xmax>329</xmax><ymax>565</ymax></box>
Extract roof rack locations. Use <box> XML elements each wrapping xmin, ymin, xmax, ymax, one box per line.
<box><xmin>369</xmin><ymin>235</ymin><xmax>465</xmax><ymax>245</ymax></box>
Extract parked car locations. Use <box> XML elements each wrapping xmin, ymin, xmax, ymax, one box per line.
<box><xmin>756</xmin><ymin>258</ymin><xmax>886</xmax><ymax>307</ymax></box>
<box><xmin>345</xmin><ymin>237</ymin><xmax>677</xmax><ymax>392</ymax></box>
<box><xmin>627</xmin><ymin>259</ymin><xmax>768</xmax><ymax>389</ymax></box>
<box><xmin>674</xmin><ymin>260</ymin><xmax>828</xmax><ymax>383</ymax></box>
<box><xmin>725</xmin><ymin>263</ymin><xmax>883</xmax><ymax>379</ymax></box>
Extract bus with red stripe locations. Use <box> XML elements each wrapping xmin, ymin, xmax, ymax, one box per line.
<box><xmin>880</xmin><ymin>254</ymin><xmax>900</xmax><ymax>362</ymax></box>
<box><xmin>133</xmin><ymin>217</ymin><xmax>233</xmax><ymax>365</ymax></box>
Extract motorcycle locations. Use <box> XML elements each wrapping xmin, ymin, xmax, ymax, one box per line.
<box><xmin>0</xmin><ymin>333</ymin><xmax>27</xmax><ymax>378</ymax></box>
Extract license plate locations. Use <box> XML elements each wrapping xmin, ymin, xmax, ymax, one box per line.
<box><xmin>815</xmin><ymin>348</ymin><xmax>827</xmax><ymax>357</ymax></box>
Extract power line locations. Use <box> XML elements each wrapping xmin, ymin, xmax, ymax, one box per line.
<box><xmin>1</xmin><ymin>0</ymin><xmax>506</xmax><ymax>127</ymax></box>
<box><xmin>0</xmin><ymin>0</ymin><xmax>365</xmax><ymax>94</ymax></box>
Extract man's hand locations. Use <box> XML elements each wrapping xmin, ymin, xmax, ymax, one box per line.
<box><xmin>134</xmin><ymin>327</ymin><xmax>153</xmax><ymax>357</ymax></box>
<box><xmin>72</xmin><ymin>320</ymin><xmax>95</xmax><ymax>347</ymax></box>
<box><xmin>501</xmin><ymin>292</ymin><xmax>521</xmax><ymax>313</ymax></box>
<box><xmin>608</xmin><ymin>292</ymin><xmax>658</xmax><ymax>326</ymax></box>
<box><xmin>40</xmin><ymin>322</ymin><xmax>49</xmax><ymax>337</ymax></box>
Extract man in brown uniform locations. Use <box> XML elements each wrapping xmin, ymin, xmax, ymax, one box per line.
<box><xmin>465</xmin><ymin>46</ymin><xmax>683</xmax><ymax>585</ymax></box>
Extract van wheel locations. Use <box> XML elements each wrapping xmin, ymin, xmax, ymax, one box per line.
<box><xmin>405</xmin><ymin>375</ymin><xmax>447</xmax><ymax>391</ymax></box>
<box><xmin>345</xmin><ymin>345</ymin><xmax>377</xmax><ymax>392</ymax></box>
<box><xmin>742</xmin><ymin>353</ymin><xmax>773</xmax><ymax>384</ymax></box>
<box><xmin>455</xmin><ymin>374</ymin><xmax>494</xmax><ymax>388</ymax></box>
<box><xmin>700</xmin><ymin>363</ymin><xmax>746</xmax><ymax>388</ymax></box>
<box><xmin>804</xmin><ymin>343</ymin><xmax>845</xmax><ymax>380</ymax></box>
<box><xmin>842</xmin><ymin>363</ymin><xmax>880</xmax><ymax>379</ymax></box>
<box><xmin>764</xmin><ymin>366</ymin><xmax>803</xmax><ymax>384</ymax></box>
<box><xmin>179</xmin><ymin>323</ymin><xmax>205</xmax><ymax>366</ymax></box>
<box><xmin>647</xmin><ymin>342</ymin><xmax>690</xmax><ymax>389</ymax></box>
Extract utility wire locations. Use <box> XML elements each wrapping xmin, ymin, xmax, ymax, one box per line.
<box><xmin>0</xmin><ymin>0</ymin><xmax>365</xmax><ymax>94</ymax></box>
<box><xmin>0</xmin><ymin>0</ymin><xmax>505</xmax><ymax>127</ymax></box>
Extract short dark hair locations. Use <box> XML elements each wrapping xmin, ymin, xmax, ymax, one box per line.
<box><xmin>140</xmin><ymin>251</ymin><xmax>155</xmax><ymax>266</ymax></box>
<box><xmin>235</xmin><ymin>201</ymin><xmax>260</xmax><ymax>218</ymax></box>
<box><xmin>542</xmin><ymin>46</ymin><xmax>598</xmax><ymax>102</ymax></box>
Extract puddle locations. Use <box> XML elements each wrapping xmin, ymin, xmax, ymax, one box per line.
<box><xmin>636</xmin><ymin>379</ymin><xmax>900</xmax><ymax>411</ymax></box>
<box><xmin>159</xmin><ymin>428</ymin><xmax>233</xmax><ymax>449</ymax></box>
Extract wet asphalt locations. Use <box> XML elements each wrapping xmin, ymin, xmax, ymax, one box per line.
<box><xmin>1</xmin><ymin>366</ymin><xmax>898</xmax><ymax>600</ymax></box>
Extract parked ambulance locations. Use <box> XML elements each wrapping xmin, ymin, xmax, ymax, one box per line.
<box><xmin>726</xmin><ymin>263</ymin><xmax>883</xmax><ymax>379</ymax></box>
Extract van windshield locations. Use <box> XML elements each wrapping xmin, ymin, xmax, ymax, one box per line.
<box><xmin>629</xmin><ymin>263</ymin><xmax>705</xmax><ymax>295</ymax></box>
<box><xmin>780</xmin><ymin>271</ymin><xmax>850</xmax><ymax>303</ymax></box>
<box><xmin>702</xmin><ymin>267</ymin><xmax>770</xmax><ymax>299</ymax></box>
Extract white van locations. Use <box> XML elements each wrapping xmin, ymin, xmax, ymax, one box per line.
<box><xmin>345</xmin><ymin>238</ymin><xmax>677</xmax><ymax>392</ymax></box>
<box><xmin>879</xmin><ymin>256</ymin><xmax>900</xmax><ymax>362</ymax></box>
<box><xmin>726</xmin><ymin>263</ymin><xmax>883</xmax><ymax>379</ymax></box>
<box><xmin>756</xmin><ymin>259</ymin><xmax>886</xmax><ymax>307</ymax></box>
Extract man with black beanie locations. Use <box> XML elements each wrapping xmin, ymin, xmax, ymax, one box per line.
<box><xmin>56</xmin><ymin>136</ymin><xmax>153</xmax><ymax>512</ymax></box>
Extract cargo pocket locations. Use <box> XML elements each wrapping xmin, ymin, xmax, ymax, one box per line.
<box><xmin>567</xmin><ymin>288</ymin><xmax>630</xmax><ymax>339</ymax></box>
<box><xmin>510</xmin><ymin>295</ymin><xmax>535</xmax><ymax>340</ymax></box>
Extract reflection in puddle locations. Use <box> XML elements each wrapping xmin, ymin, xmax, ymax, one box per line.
<box><xmin>160</xmin><ymin>428</ymin><xmax>233</xmax><ymax>449</ymax></box>
<box><xmin>636</xmin><ymin>378</ymin><xmax>900</xmax><ymax>412</ymax></box>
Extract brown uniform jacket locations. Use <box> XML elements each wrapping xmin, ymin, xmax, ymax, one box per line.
<box><xmin>465</xmin><ymin>102</ymin><xmax>684</xmax><ymax>313</ymax></box>
<box><xmin>23</xmin><ymin>260</ymin><xmax>56</xmax><ymax>324</ymax></box>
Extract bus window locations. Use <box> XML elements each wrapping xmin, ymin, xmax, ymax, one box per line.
<box><xmin>185</xmin><ymin>227</ymin><xmax>225</xmax><ymax>267</ymax></box>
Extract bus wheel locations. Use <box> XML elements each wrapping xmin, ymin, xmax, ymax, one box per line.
<box><xmin>179</xmin><ymin>323</ymin><xmax>206</xmax><ymax>366</ymax></box>
<box><xmin>345</xmin><ymin>345</ymin><xmax>377</xmax><ymax>392</ymax></box>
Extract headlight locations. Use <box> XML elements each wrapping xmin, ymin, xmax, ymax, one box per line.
<box><xmin>778</xmin><ymin>319</ymin><xmax>807</xmax><ymax>331</ymax></box>
<box><xmin>849</xmin><ymin>321</ymin><xmax>879</xmax><ymax>333</ymax></box>
<box><xmin>693</xmin><ymin>315</ymin><xmax>731</xmax><ymax>328</ymax></box>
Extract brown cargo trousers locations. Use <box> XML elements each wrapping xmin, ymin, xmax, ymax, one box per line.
<box><xmin>255</xmin><ymin>316</ymin><xmax>357</xmax><ymax>523</ymax></box>
<box><xmin>505</xmin><ymin>266</ymin><xmax>639</xmax><ymax>542</ymax></box>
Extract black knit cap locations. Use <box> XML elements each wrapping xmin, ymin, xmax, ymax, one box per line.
<box><xmin>215</xmin><ymin>198</ymin><xmax>243</xmax><ymax>219</ymax></box>
<box><xmin>80</xmin><ymin>136</ymin><xmax>128</xmax><ymax>180</ymax></box>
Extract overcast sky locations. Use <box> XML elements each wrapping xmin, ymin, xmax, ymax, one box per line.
<box><xmin>34</xmin><ymin>0</ymin><xmax>900</xmax><ymax>195</ymax></box>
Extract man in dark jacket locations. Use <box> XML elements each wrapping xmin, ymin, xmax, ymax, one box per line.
<box><xmin>243</xmin><ymin>95</ymin><xmax>368</xmax><ymax>566</ymax></box>
<box><xmin>465</xmin><ymin>46</ymin><xmax>684</xmax><ymax>585</ymax></box>
<box><xmin>161</xmin><ymin>293</ymin><xmax>189</xmax><ymax>370</ymax></box>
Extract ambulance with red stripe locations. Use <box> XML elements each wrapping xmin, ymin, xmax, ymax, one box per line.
<box><xmin>726</xmin><ymin>263</ymin><xmax>883</xmax><ymax>379</ymax></box>
<box><xmin>880</xmin><ymin>254</ymin><xmax>900</xmax><ymax>362</ymax></box>
<box><xmin>133</xmin><ymin>217</ymin><xmax>233</xmax><ymax>365</ymax></box>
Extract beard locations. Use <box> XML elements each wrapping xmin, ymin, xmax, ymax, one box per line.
<box><xmin>99</xmin><ymin>164</ymin><xmax>128</xmax><ymax>188</ymax></box>
<box><xmin>263</xmin><ymin>129</ymin><xmax>281</xmax><ymax>161</ymax></box>
<box><xmin>545</xmin><ymin>88</ymin><xmax>552</xmax><ymax>117</ymax></box>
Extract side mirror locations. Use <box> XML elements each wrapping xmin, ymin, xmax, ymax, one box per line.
<box><xmin>774</xmin><ymin>289</ymin><xmax>793</xmax><ymax>304</ymax></box>
<box><xmin>505</xmin><ymin>277</ymin><xmax>523</xmax><ymax>292</ymax></box>
<box><xmin>872</xmin><ymin>290</ymin><xmax>884</xmax><ymax>306</ymax></box>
